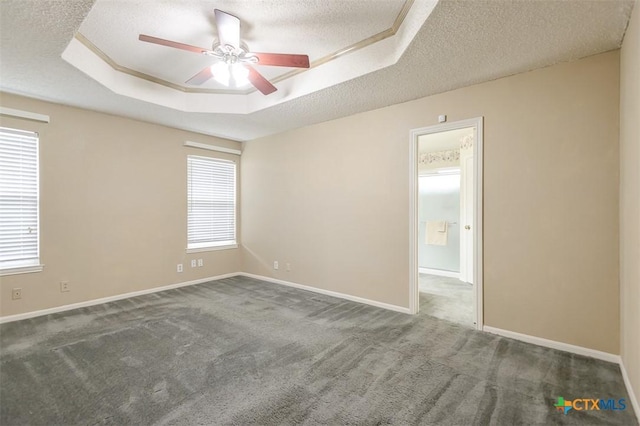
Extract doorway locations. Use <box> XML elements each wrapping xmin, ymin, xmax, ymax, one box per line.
<box><xmin>409</xmin><ymin>118</ymin><xmax>483</xmax><ymax>330</ymax></box>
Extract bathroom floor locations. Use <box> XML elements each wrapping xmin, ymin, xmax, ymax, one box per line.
<box><xmin>419</xmin><ymin>273</ymin><xmax>474</xmax><ymax>327</ymax></box>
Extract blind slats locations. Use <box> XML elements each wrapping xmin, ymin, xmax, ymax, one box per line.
<box><xmin>0</xmin><ymin>127</ymin><xmax>40</xmax><ymax>268</ymax></box>
<box><xmin>187</xmin><ymin>155</ymin><xmax>236</xmax><ymax>248</ymax></box>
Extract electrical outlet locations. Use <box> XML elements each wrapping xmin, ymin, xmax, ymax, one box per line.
<box><xmin>12</xmin><ymin>288</ymin><xmax>22</xmax><ymax>300</ymax></box>
<box><xmin>286</xmin><ymin>263</ymin><xmax>291</xmax><ymax>272</ymax></box>
<box><xmin>177</xmin><ymin>264</ymin><xmax>183</xmax><ymax>273</ymax></box>
<box><xmin>273</xmin><ymin>261</ymin><xmax>279</xmax><ymax>270</ymax></box>
<box><xmin>60</xmin><ymin>281</ymin><xmax>70</xmax><ymax>293</ymax></box>
<box><xmin>197</xmin><ymin>259</ymin><xmax>203</xmax><ymax>267</ymax></box>
<box><xmin>191</xmin><ymin>259</ymin><xmax>197</xmax><ymax>268</ymax></box>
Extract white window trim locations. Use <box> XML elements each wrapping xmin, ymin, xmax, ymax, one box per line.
<box><xmin>1</xmin><ymin>127</ymin><xmax>41</xmax><ymax>274</ymax></box>
<box><xmin>186</xmin><ymin>155</ymin><xmax>237</xmax><ymax>252</ymax></box>
<box><xmin>0</xmin><ymin>107</ymin><xmax>50</xmax><ymax>123</ymax></box>
<box><xmin>0</xmin><ymin>264</ymin><xmax>44</xmax><ymax>277</ymax></box>
<box><xmin>184</xmin><ymin>141</ymin><xmax>241</xmax><ymax>155</ymax></box>
<box><xmin>186</xmin><ymin>243</ymin><xmax>238</xmax><ymax>254</ymax></box>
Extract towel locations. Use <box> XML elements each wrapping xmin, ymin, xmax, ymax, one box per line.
<box><xmin>426</xmin><ymin>220</ymin><xmax>448</xmax><ymax>246</ymax></box>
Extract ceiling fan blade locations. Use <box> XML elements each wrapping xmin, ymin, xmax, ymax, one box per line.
<box><xmin>186</xmin><ymin>66</ymin><xmax>214</xmax><ymax>85</ymax></box>
<box><xmin>253</xmin><ymin>53</ymin><xmax>310</xmax><ymax>68</ymax></box>
<box><xmin>139</xmin><ymin>34</ymin><xmax>213</xmax><ymax>55</ymax></box>
<box><xmin>245</xmin><ymin>65</ymin><xmax>277</xmax><ymax>95</ymax></box>
<box><xmin>214</xmin><ymin>9</ymin><xmax>240</xmax><ymax>49</ymax></box>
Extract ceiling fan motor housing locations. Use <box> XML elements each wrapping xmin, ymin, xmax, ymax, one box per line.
<box><xmin>210</xmin><ymin>42</ymin><xmax>258</xmax><ymax>65</ymax></box>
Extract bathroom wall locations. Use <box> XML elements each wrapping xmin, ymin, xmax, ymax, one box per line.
<box><xmin>418</xmin><ymin>174</ymin><xmax>461</xmax><ymax>272</ymax></box>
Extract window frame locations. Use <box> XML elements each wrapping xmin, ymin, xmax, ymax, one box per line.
<box><xmin>0</xmin><ymin>126</ymin><xmax>43</xmax><ymax>276</ymax></box>
<box><xmin>186</xmin><ymin>155</ymin><xmax>238</xmax><ymax>253</ymax></box>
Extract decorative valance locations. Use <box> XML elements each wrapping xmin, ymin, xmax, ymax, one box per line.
<box><xmin>419</xmin><ymin>149</ymin><xmax>460</xmax><ymax>166</ymax></box>
<box><xmin>460</xmin><ymin>134</ymin><xmax>473</xmax><ymax>150</ymax></box>
<box><xmin>418</xmin><ymin>133</ymin><xmax>473</xmax><ymax>168</ymax></box>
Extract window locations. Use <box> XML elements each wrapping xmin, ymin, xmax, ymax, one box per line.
<box><xmin>187</xmin><ymin>155</ymin><xmax>237</xmax><ymax>251</ymax></box>
<box><xmin>0</xmin><ymin>127</ymin><xmax>41</xmax><ymax>274</ymax></box>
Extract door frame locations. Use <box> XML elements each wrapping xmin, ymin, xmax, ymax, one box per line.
<box><xmin>459</xmin><ymin>147</ymin><xmax>473</xmax><ymax>283</ymax></box>
<box><xmin>409</xmin><ymin>117</ymin><xmax>484</xmax><ymax>330</ymax></box>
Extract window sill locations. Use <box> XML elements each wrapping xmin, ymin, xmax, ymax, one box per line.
<box><xmin>186</xmin><ymin>244</ymin><xmax>238</xmax><ymax>254</ymax></box>
<box><xmin>0</xmin><ymin>264</ymin><xmax>44</xmax><ymax>277</ymax></box>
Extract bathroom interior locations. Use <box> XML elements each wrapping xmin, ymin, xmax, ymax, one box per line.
<box><xmin>418</xmin><ymin>127</ymin><xmax>475</xmax><ymax>327</ymax></box>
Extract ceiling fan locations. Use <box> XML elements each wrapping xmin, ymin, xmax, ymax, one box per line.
<box><xmin>138</xmin><ymin>9</ymin><xmax>310</xmax><ymax>95</ymax></box>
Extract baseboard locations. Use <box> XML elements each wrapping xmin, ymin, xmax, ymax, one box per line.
<box><xmin>239</xmin><ymin>272</ymin><xmax>411</xmax><ymax>314</ymax></box>
<box><xmin>418</xmin><ymin>267</ymin><xmax>460</xmax><ymax>279</ymax></box>
<box><xmin>1</xmin><ymin>272</ymin><xmax>636</xmax><ymax>419</ymax></box>
<box><xmin>482</xmin><ymin>325</ymin><xmax>620</xmax><ymax>364</ymax></box>
<box><xmin>0</xmin><ymin>273</ymin><xmax>239</xmax><ymax>324</ymax></box>
<box><xmin>620</xmin><ymin>359</ymin><xmax>640</xmax><ymax>422</ymax></box>
<box><xmin>485</xmin><ymin>324</ymin><xmax>639</xmax><ymax>421</ymax></box>
<box><xmin>1</xmin><ymin>272</ymin><xmax>411</xmax><ymax>324</ymax></box>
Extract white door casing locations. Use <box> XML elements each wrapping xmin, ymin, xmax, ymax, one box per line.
<box><xmin>459</xmin><ymin>146</ymin><xmax>474</xmax><ymax>284</ymax></box>
<box><xmin>409</xmin><ymin>117</ymin><xmax>484</xmax><ymax>330</ymax></box>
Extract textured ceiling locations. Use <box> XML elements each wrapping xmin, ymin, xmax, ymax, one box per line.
<box><xmin>0</xmin><ymin>0</ymin><xmax>635</xmax><ymax>141</ymax></box>
<box><xmin>79</xmin><ymin>0</ymin><xmax>406</xmax><ymax>86</ymax></box>
<box><xmin>61</xmin><ymin>0</ymin><xmax>432</xmax><ymax>114</ymax></box>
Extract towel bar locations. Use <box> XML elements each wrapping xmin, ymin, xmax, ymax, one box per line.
<box><xmin>420</xmin><ymin>221</ymin><xmax>457</xmax><ymax>224</ymax></box>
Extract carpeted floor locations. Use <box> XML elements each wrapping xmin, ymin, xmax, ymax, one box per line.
<box><xmin>1</xmin><ymin>276</ymin><xmax>637</xmax><ymax>425</ymax></box>
<box><xmin>419</xmin><ymin>274</ymin><xmax>474</xmax><ymax>327</ymax></box>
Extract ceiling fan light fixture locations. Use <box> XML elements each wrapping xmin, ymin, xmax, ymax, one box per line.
<box><xmin>138</xmin><ymin>9</ymin><xmax>309</xmax><ymax>95</ymax></box>
<box><xmin>231</xmin><ymin>63</ymin><xmax>250</xmax><ymax>87</ymax></box>
<box><xmin>210</xmin><ymin>62</ymin><xmax>249</xmax><ymax>88</ymax></box>
<box><xmin>211</xmin><ymin>62</ymin><xmax>230</xmax><ymax>86</ymax></box>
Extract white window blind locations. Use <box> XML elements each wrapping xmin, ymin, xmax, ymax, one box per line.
<box><xmin>187</xmin><ymin>155</ymin><xmax>236</xmax><ymax>250</ymax></box>
<box><xmin>0</xmin><ymin>127</ymin><xmax>40</xmax><ymax>271</ymax></box>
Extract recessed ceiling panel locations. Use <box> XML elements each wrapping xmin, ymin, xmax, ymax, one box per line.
<box><xmin>1</xmin><ymin>0</ymin><xmax>633</xmax><ymax>140</ymax></box>
<box><xmin>63</xmin><ymin>0</ymin><xmax>434</xmax><ymax>114</ymax></box>
<box><xmin>78</xmin><ymin>0</ymin><xmax>407</xmax><ymax>89</ymax></box>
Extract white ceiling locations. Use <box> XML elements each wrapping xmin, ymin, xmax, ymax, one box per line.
<box><xmin>79</xmin><ymin>0</ymin><xmax>405</xmax><ymax>86</ymax></box>
<box><xmin>0</xmin><ymin>0</ymin><xmax>635</xmax><ymax>141</ymax></box>
<box><xmin>61</xmin><ymin>0</ymin><xmax>434</xmax><ymax>114</ymax></box>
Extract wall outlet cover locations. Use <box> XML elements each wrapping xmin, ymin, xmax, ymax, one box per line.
<box><xmin>12</xmin><ymin>288</ymin><xmax>22</xmax><ymax>300</ymax></box>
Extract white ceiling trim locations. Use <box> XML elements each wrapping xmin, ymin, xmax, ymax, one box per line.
<box><xmin>73</xmin><ymin>33</ymin><xmax>240</xmax><ymax>95</ymax></box>
<box><xmin>61</xmin><ymin>0</ymin><xmax>437</xmax><ymax>115</ymax></box>
<box><xmin>1</xmin><ymin>0</ymin><xmax>633</xmax><ymax>141</ymax></box>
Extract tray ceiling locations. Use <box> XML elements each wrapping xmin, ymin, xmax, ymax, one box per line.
<box><xmin>0</xmin><ymin>0</ymin><xmax>635</xmax><ymax>141</ymax></box>
<box><xmin>62</xmin><ymin>0</ymin><xmax>433</xmax><ymax>114</ymax></box>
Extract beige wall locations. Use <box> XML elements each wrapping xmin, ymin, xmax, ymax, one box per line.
<box><xmin>620</xmin><ymin>0</ymin><xmax>640</xmax><ymax>411</ymax></box>
<box><xmin>242</xmin><ymin>50</ymin><xmax>621</xmax><ymax>354</ymax></box>
<box><xmin>0</xmin><ymin>50</ymin><xmax>624</xmax><ymax>356</ymax></box>
<box><xmin>0</xmin><ymin>94</ymin><xmax>241</xmax><ymax>317</ymax></box>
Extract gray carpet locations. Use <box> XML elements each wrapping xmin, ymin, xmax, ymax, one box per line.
<box><xmin>0</xmin><ymin>276</ymin><xmax>636</xmax><ymax>425</ymax></box>
<box><xmin>419</xmin><ymin>274</ymin><xmax>474</xmax><ymax>327</ymax></box>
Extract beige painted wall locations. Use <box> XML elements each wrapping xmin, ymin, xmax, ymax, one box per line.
<box><xmin>0</xmin><ymin>50</ymin><xmax>623</xmax><ymax>356</ymax></box>
<box><xmin>0</xmin><ymin>93</ymin><xmax>241</xmax><ymax>317</ymax></box>
<box><xmin>242</xmin><ymin>50</ymin><xmax>621</xmax><ymax>353</ymax></box>
<box><xmin>620</xmin><ymin>0</ymin><xmax>640</xmax><ymax>411</ymax></box>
